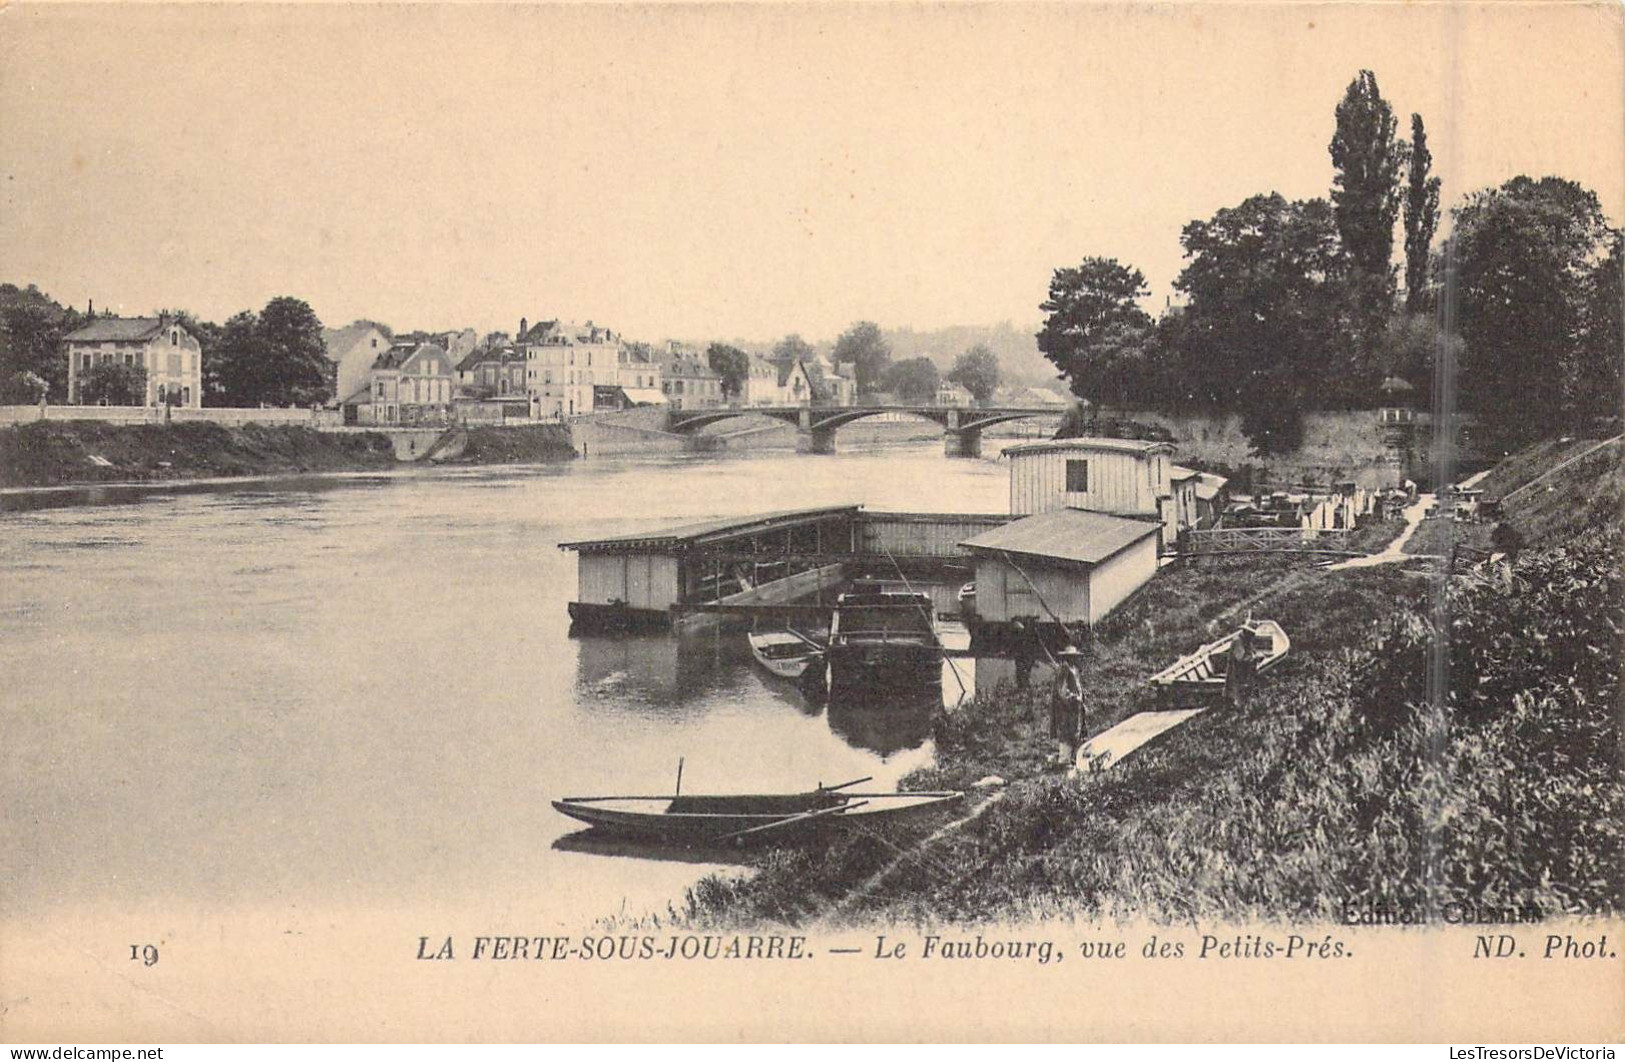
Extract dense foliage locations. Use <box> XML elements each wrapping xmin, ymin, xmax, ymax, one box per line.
<box><xmin>705</xmin><ymin>342</ymin><xmax>751</xmax><ymax>399</ymax></box>
<box><xmin>831</xmin><ymin>321</ymin><xmax>891</xmax><ymax>394</ymax></box>
<box><xmin>946</xmin><ymin>344</ymin><xmax>1000</xmax><ymax>403</ymax></box>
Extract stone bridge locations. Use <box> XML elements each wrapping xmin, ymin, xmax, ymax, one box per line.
<box><xmin>664</xmin><ymin>405</ymin><xmax>1063</xmax><ymax>456</ymax></box>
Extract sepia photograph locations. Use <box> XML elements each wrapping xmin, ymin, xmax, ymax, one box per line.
<box><xmin>1</xmin><ymin>0</ymin><xmax>1621</xmax><ymax>1045</ymax></box>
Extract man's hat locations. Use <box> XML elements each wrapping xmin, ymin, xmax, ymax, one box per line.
<box><xmin>1057</xmin><ymin>644</ymin><xmax>1085</xmax><ymax>657</ymax></box>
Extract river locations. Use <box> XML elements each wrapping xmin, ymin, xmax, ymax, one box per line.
<box><xmin>1</xmin><ymin>442</ymin><xmax>1014</xmax><ymax>934</ymax></box>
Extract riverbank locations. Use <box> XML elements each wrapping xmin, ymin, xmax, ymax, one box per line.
<box><xmin>0</xmin><ymin>420</ymin><xmax>574</xmax><ymax>488</ymax></box>
<box><xmin>658</xmin><ymin>524</ymin><xmax>1619</xmax><ymax>928</ymax></box>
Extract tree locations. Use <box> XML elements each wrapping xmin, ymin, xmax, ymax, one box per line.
<box><xmin>211</xmin><ymin>298</ymin><xmax>331</xmax><ymax>407</ymax></box>
<box><xmin>257</xmin><ymin>297</ymin><xmax>331</xmax><ymax>407</ymax></box>
<box><xmin>1402</xmin><ymin>113</ymin><xmax>1442</xmax><ymax>312</ymax></box>
<box><xmin>1575</xmin><ymin>229</ymin><xmax>1624</xmax><ymax>426</ymax></box>
<box><xmin>882</xmin><ymin>356</ymin><xmax>940</xmax><ymax>404</ymax></box>
<box><xmin>831</xmin><ymin>321</ymin><xmax>891</xmax><ymax>393</ymax></box>
<box><xmin>1036</xmin><ymin>257</ymin><xmax>1153</xmax><ymax>402</ymax></box>
<box><xmin>210</xmin><ymin>310</ymin><xmax>266</xmax><ymax>406</ymax></box>
<box><xmin>1452</xmin><ymin>176</ymin><xmax>1613</xmax><ymax>442</ymax></box>
<box><xmin>0</xmin><ymin>284</ymin><xmax>81</xmax><ymax>401</ymax></box>
<box><xmin>0</xmin><ymin>370</ymin><xmax>48</xmax><ymax>404</ymax></box>
<box><xmin>1329</xmin><ymin>70</ymin><xmax>1403</xmax><ymax>317</ymax></box>
<box><xmin>1173</xmin><ymin>193</ymin><xmax>1358</xmax><ymax>451</ymax></box>
<box><xmin>705</xmin><ymin>342</ymin><xmax>751</xmax><ymax>399</ymax></box>
<box><xmin>771</xmin><ymin>333</ymin><xmax>817</xmax><ymax>365</ymax></box>
<box><xmin>79</xmin><ymin>361</ymin><xmax>147</xmax><ymax>406</ymax></box>
<box><xmin>946</xmin><ymin>344</ymin><xmax>1001</xmax><ymax>404</ymax></box>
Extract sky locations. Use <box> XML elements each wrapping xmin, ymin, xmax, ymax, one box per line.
<box><xmin>2</xmin><ymin>3</ymin><xmax>1621</xmax><ymax>344</ymax></box>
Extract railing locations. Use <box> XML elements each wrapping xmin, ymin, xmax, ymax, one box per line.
<box><xmin>1182</xmin><ymin>527</ymin><xmax>1354</xmax><ymax>554</ymax></box>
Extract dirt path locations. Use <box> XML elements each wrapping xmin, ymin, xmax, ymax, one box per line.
<box><xmin>1327</xmin><ymin>492</ymin><xmax>1436</xmax><ymax>570</ymax></box>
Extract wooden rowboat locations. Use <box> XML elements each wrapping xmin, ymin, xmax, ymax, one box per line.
<box><xmin>747</xmin><ymin>629</ymin><xmax>824</xmax><ymax>681</ymax></box>
<box><xmin>552</xmin><ymin>775</ymin><xmax>961</xmax><ymax>846</ymax></box>
<box><xmin>1147</xmin><ymin>619</ymin><xmax>1290</xmax><ymax>691</ymax></box>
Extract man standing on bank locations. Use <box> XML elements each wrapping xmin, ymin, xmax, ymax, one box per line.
<box><xmin>1050</xmin><ymin>643</ymin><xmax>1087</xmax><ymax>767</ymax></box>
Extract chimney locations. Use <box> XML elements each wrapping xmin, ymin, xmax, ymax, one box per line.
<box><xmin>519</xmin><ymin>317</ymin><xmax>528</xmax><ymax>341</ymax></box>
<box><xmin>87</xmin><ymin>299</ymin><xmax>94</xmax><ymax>317</ymax></box>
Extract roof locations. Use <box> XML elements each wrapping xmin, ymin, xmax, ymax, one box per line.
<box><xmin>620</xmin><ymin>388</ymin><xmax>668</xmax><ymax>405</ymax></box>
<box><xmin>456</xmin><ymin>346</ymin><xmax>523</xmax><ymax>372</ymax></box>
<box><xmin>320</xmin><ymin>322</ymin><xmax>384</xmax><ymax>361</ymax></box>
<box><xmin>1002</xmin><ymin>437</ymin><xmax>1176</xmax><ymax>458</ymax></box>
<box><xmin>1195</xmin><ymin>472</ymin><xmax>1229</xmax><ymax>502</ymax></box>
<box><xmin>62</xmin><ymin>316</ymin><xmax>169</xmax><ymax>342</ymax></box>
<box><xmin>959</xmin><ymin>508</ymin><xmax>1161</xmax><ymax>567</ymax></box>
<box><xmin>338</xmin><ymin>383</ymin><xmax>373</xmax><ymax>406</ymax></box>
<box><xmin>372</xmin><ymin>341</ymin><xmax>447</xmax><ymax>371</ymax></box>
<box><xmin>1169</xmin><ymin>464</ymin><xmax>1201</xmax><ymax>482</ymax></box>
<box><xmin>776</xmin><ymin>360</ymin><xmax>809</xmax><ymax>387</ymax></box>
<box><xmin>560</xmin><ymin>505</ymin><xmax>861</xmax><ymax>553</ymax></box>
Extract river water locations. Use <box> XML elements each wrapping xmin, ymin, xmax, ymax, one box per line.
<box><xmin>1</xmin><ymin>442</ymin><xmax>1013</xmax><ymax>932</ymax></box>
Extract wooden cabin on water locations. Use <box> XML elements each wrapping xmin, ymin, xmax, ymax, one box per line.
<box><xmin>959</xmin><ymin>509</ymin><xmax>1162</xmax><ymax>639</ymax></box>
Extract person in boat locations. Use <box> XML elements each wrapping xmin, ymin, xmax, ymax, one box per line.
<box><xmin>1050</xmin><ymin>643</ymin><xmax>1087</xmax><ymax>766</ymax></box>
<box><xmin>1226</xmin><ymin>625</ymin><xmax>1258</xmax><ymax>706</ymax></box>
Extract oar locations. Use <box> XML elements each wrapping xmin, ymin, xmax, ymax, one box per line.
<box><xmin>718</xmin><ymin>801</ymin><xmax>869</xmax><ymax>844</ymax></box>
<box><xmin>819</xmin><ymin>775</ymin><xmax>873</xmax><ymax>793</ymax></box>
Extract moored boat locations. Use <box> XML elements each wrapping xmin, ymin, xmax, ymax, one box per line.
<box><xmin>1147</xmin><ymin>619</ymin><xmax>1290</xmax><ymax>692</ymax></box>
<box><xmin>746</xmin><ymin>629</ymin><xmax>825</xmax><ymax>681</ymax></box>
<box><xmin>552</xmin><ymin>776</ymin><xmax>961</xmax><ymax>845</ymax></box>
<box><xmin>826</xmin><ymin>585</ymin><xmax>944</xmax><ymax>693</ymax></box>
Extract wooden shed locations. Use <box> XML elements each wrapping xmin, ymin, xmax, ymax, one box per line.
<box><xmin>1005</xmin><ymin>438</ymin><xmax>1176</xmax><ymax>521</ymax></box>
<box><xmin>959</xmin><ymin>508</ymin><xmax>1162</xmax><ymax>631</ymax></box>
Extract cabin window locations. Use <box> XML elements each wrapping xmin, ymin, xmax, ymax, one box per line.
<box><xmin>1066</xmin><ymin>459</ymin><xmax>1089</xmax><ymax>493</ymax></box>
<box><xmin>171</xmin><ymin>330</ymin><xmax>178</xmax><ymax>346</ymax></box>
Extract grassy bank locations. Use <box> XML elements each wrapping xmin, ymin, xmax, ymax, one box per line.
<box><xmin>449</xmin><ymin>424</ymin><xmax>577</xmax><ymax>464</ymax></box>
<box><xmin>0</xmin><ymin>420</ymin><xmax>399</xmax><ymax>488</ymax></box>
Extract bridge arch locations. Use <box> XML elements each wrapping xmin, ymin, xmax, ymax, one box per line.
<box><xmin>664</xmin><ymin>405</ymin><xmax>1064</xmax><ymax>456</ymax></box>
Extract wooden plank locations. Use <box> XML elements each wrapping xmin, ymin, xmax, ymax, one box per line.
<box><xmin>1075</xmin><ymin>709</ymin><xmax>1205</xmax><ymax>773</ymax></box>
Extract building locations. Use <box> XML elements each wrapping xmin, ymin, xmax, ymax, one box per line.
<box><xmin>321</xmin><ymin>322</ymin><xmax>392</xmax><ymax>407</ymax></box>
<box><xmin>456</xmin><ymin>345</ymin><xmax>528</xmax><ymax>399</ymax></box>
<box><xmin>1167</xmin><ymin>465</ymin><xmax>1202</xmax><ymax>541</ymax></box>
<box><xmin>806</xmin><ymin>352</ymin><xmax>856</xmax><ymax>406</ymax></box>
<box><xmin>63</xmin><ymin>315</ymin><xmax>203</xmax><ymax>408</ymax></box>
<box><xmin>659</xmin><ymin>344</ymin><xmax>724</xmax><ymax>410</ymax></box>
<box><xmin>1193</xmin><ymin>471</ymin><xmax>1231</xmax><ymax>528</ymax></box>
<box><xmin>520</xmin><ymin>320</ymin><xmax>623</xmax><ymax>418</ymax></box>
<box><xmin>959</xmin><ymin>508</ymin><xmax>1162</xmax><ymax>630</ymax></box>
<box><xmin>1005</xmin><ymin>437</ymin><xmax>1180</xmax><ymax>550</ymax></box>
<box><xmin>935</xmin><ymin>381</ymin><xmax>973</xmax><ymax>408</ymax></box>
<box><xmin>342</xmin><ymin>341</ymin><xmax>455</xmax><ymax>425</ymax></box>
<box><xmin>618</xmin><ymin>344</ymin><xmax>664</xmax><ymax>395</ymax></box>
<box><xmin>742</xmin><ymin>354</ymin><xmax>783</xmax><ymax>406</ymax></box>
<box><xmin>776</xmin><ymin>360</ymin><xmax>814</xmax><ymax>406</ymax></box>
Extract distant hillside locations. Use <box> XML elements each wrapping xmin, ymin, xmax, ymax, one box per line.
<box><xmin>880</xmin><ymin>322</ymin><xmax>1062</xmax><ymax>388</ymax></box>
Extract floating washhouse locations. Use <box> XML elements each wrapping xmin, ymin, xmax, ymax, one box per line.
<box><xmin>560</xmin><ymin>436</ymin><xmax>1202</xmax><ymax>640</ymax></box>
<box><xmin>558</xmin><ymin>506</ymin><xmax>1007</xmax><ymax>631</ymax></box>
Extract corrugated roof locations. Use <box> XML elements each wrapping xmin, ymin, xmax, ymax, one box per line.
<box><xmin>559</xmin><ymin>505</ymin><xmax>860</xmax><ymax>552</ymax></box>
<box><xmin>1002</xmin><ymin>437</ymin><xmax>1176</xmax><ymax>458</ymax></box>
<box><xmin>959</xmin><ymin>508</ymin><xmax>1160</xmax><ymax>566</ymax></box>
<box><xmin>62</xmin><ymin>316</ymin><xmax>168</xmax><ymax>342</ymax></box>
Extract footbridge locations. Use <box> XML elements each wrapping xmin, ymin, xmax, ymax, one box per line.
<box><xmin>665</xmin><ymin>405</ymin><xmax>1064</xmax><ymax>457</ymax></box>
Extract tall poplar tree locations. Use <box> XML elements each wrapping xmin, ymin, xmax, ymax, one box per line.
<box><xmin>1329</xmin><ymin>71</ymin><xmax>1404</xmax><ymax>315</ymax></box>
<box><xmin>1402</xmin><ymin>113</ymin><xmax>1442</xmax><ymax>311</ymax></box>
